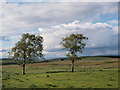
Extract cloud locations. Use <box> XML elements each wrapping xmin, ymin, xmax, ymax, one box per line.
<box><xmin>1</xmin><ymin>2</ymin><xmax>117</xmax><ymax>36</ymax></box>
<box><xmin>0</xmin><ymin>36</ymin><xmax>10</xmax><ymax>41</ymax></box>
<box><xmin>83</xmin><ymin>46</ymin><xmax>118</xmax><ymax>56</ymax></box>
<box><xmin>1</xmin><ymin>2</ymin><xmax>118</xmax><ymax>58</ymax></box>
<box><xmin>0</xmin><ymin>48</ymin><xmax>9</xmax><ymax>52</ymax></box>
<box><xmin>0</xmin><ymin>48</ymin><xmax>10</xmax><ymax>58</ymax></box>
<box><xmin>0</xmin><ymin>51</ymin><xmax>9</xmax><ymax>58</ymax></box>
<box><xmin>39</xmin><ymin>21</ymin><xmax>118</xmax><ymax>58</ymax></box>
<box><xmin>107</xmin><ymin>20</ymin><xmax>118</xmax><ymax>25</ymax></box>
<box><xmin>2</xmin><ymin>0</ymin><xmax>119</xmax><ymax>2</ymax></box>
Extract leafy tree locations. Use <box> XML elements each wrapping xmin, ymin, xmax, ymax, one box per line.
<box><xmin>9</xmin><ymin>33</ymin><xmax>43</xmax><ymax>75</ymax></box>
<box><xmin>61</xmin><ymin>33</ymin><xmax>88</xmax><ymax>72</ymax></box>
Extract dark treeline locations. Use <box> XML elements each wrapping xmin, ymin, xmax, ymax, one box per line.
<box><xmin>1</xmin><ymin>55</ymin><xmax>119</xmax><ymax>65</ymax></box>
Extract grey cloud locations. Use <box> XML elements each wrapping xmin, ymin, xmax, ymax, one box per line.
<box><xmin>82</xmin><ymin>46</ymin><xmax>118</xmax><ymax>56</ymax></box>
<box><xmin>40</xmin><ymin>21</ymin><xmax>118</xmax><ymax>58</ymax></box>
<box><xmin>1</xmin><ymin>2</ymin><xmax>118</xmax><ymax>59</ymax></box>
<box><xmin>0</xmin><ymin>48</ymin><xmax>10</xmax><ymax>52</ymax></box>
<box><xmin>2</xmin><ymin>0</ymin><xmax>119</xmax><ymax>2</ymax></box>
<box><xmin>2</xmin><ymin>2</ymin><xmax>117</xmax><ymax>36</ymax></box>
<box><xmin>43</xmin><ymin>46</ymin><xmax>118</xmax><ymax>59</ymax></box>
<box><xmin>0</xmin><ymin>36</ymin><xmax>10</xmax><ymax>41</ymax></box>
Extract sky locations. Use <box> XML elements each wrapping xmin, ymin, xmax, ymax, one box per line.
<box><xmin>0</xmin><ymin>0</ymin><xmax>119</xmax><ymax>59</ymax></box>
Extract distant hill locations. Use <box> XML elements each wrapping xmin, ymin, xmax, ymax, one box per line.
<box><xmin>0</xmin><ymin>55</ymin><xmax>119</xmax><ymax>65</ymax></box>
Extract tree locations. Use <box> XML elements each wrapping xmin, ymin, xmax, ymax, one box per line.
<box><xmin>9</xmin><ymin>33</ymin><xmax>43</xmax><ymax>75</ymax></box>
<box><xmin>61</xmin><ymin>33</ymin><xmax>88</xmax><ymax>72</ymax></box>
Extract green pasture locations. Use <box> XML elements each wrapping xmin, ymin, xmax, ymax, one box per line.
<box><xmin>2</xmin><ymin>57</ymin><xmax>119</xmax><ymax>88</ymax></box>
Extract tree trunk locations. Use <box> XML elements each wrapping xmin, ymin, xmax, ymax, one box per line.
<box><xmin>22</xmin><ymin>64</ymin><xmax>25</xmax><ymax>75</ymax></box>
<box><xmin>72</xmin><ymin>60</ymin><xmax>74</xmax><ymax>72</ymax></box>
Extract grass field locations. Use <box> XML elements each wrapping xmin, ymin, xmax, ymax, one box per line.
<box><xmin>2</xmin><ymin>57</ymin><xmax>119</xmax><ymax>88</ymax></box>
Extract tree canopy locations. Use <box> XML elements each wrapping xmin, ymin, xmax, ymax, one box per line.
<box><xmin>9</xmin><ymin>33</ymin><xmax>43</xmax><ymax>74</ymax></box>
<box><xmin>61</xmin><ymin>33</ymin><xmax>88</xmax><ymax>72</ymax></box>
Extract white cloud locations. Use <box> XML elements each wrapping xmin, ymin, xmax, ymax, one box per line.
<box><xmin>0</xmin><ymin>47</ymin><xmax>11</xmax><ymax>58</ymax></box>
<box><xmin>107</xmin><ymin>20</ymin><xmax>118</xmax><ymax>25</ymax></box>
<box><xmin>1</xmin><ymin>2</ymin><xmax>117</xmax><ymax>36</ymax></box>
<box><xmin>2</xmin><ymin>0</ymin><xmax>119</xmax><ymax>2</ymax></box>
<box><xmin>0</xmin><ymin>52</ymin><xmax>9</xmax><ymax>58</ymax></box>
<box><xmin>39</xmin><ymin>21</ymin><xmax>118</xmax><ymax>57</ymax></box>
<box><xmin>113</xmin><ymin>26</ymin><xmax>118</xmax><ymax>34</ymax></box>
<box><xmin>1</xmin><ymin>2</ymin><xmax>118</xmax><ymax>58</ymax></box>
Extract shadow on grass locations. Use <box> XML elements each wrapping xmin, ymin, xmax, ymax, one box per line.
<box><xmin>46</xmin><ymin>70</ymin><xmax>71</xmax><ymax>73</ymax></box>
<box><xmin>45</xmin><ymin>70</ymin><xmax>93</xmax><ymax>73</ymax></box>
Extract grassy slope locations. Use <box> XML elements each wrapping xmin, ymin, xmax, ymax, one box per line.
<box><xmin>2</xmin><ymin>57</ymin><xmax>119</xmax><ymax>88</ymax></box>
